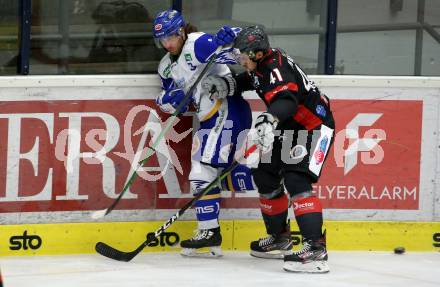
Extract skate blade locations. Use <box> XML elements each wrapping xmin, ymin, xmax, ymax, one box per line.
<box><xmin>250</xmin><ymin>249</ymin><xmax>293</xmax><ymax>260</ymax></box>
<box><xmin>180</xmin><ymin>246</ymin><xmax>223</xmax><ymax>258</ymax></box>
<box><xmin>283</xmin><ymin>260</ymin><xmax>330</xmax><ymax>273</ymax></box>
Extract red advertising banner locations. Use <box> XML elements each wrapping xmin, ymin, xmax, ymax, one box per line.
<box><xmin>316</xmin><ymin>99</ymin><xmax>422</xmax><ymax>210</ymax></box>
<box><xmin>221</xmin><ymin>99</ymin><xmax>422</xmax><ymax>210</ymax></box>
<box><xmin>0</xmin><ymin>100</ymin><xmax>193</xmax><ymax>212</ymax></box>
<box><xmin>0</xmin><ymin>99</ymin><xmax>422</xmax><ymax>213</ymax></box>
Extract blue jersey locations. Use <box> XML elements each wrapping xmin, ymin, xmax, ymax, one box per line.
<box><xmin>157</xmin><ymin>32</ymin><xmax>252</xmax><ymax>166</ymax></box>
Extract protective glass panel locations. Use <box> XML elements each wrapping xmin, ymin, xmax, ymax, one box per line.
<box><xmin>30</xmin><ymin>0</ymin><xmax>170</xmax><ymax>74</ymax></box>
<box><xmin>336</xmin><ymin>0</ymin><xmax>440</xmax><ymax>75</ymax></box>
<box><xmin>0</xmin><ymin>0</ymin><xmax>19</xmax><ymax>75</ymax></box>
<box><xmin>182</xmin><ymin>0</ymin><xmax>328</xmax><ymax>74</ymax></box>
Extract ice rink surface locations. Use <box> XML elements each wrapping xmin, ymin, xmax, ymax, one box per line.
<box><xmin>1</xmin><ymin>251</ymin><xmax>439</xmax><ymax>287</ymax></box>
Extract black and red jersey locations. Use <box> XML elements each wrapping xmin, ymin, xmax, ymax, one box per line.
<box><xmin>235</xmin><ymin>48</ymin><xmax>334</xmax><ymax>131</ymax></box>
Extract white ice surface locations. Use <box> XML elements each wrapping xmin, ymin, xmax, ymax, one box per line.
<box><xmin>1</xmin><ymin>251</ymin><xmax>439</xmax><ymax>287</ymax></box>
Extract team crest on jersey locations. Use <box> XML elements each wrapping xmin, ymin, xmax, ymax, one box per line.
<box><xmin>290</xmin><ymin>144</ymin><xmax>307</xmax><ymax>160</ymax></box>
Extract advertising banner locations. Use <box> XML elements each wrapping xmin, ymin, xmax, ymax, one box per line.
<box><xmin>316</xmin><ymin>99</ymin><xmax>422</xmax><ymax>210</ymax></box>
<box><xmin>0</xmin><ymin>76</ymin><xmax>437</xmax><ymax>223</ymax></box>
<box><xmin>0</xmin><ymin>100</ymin><xmax>193</xmax><ymax>212</ymax></box>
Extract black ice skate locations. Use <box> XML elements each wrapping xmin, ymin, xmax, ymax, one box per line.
<box><xmin>180</xmin><ymin>227</ymin><xmax>222</xmax><ymax>258</ymax></box>
<box><xmin>250</xmin><ymin>230</ymin><xmax>293</xmax><ymax>259</ymax></box>
<box><xmin>283</xmin><ymin>232</ymin><xmax>329</xmax><ymax>273</ymax></box>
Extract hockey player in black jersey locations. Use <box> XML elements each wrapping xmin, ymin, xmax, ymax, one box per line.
<box><xmin>204</xmin><ymin>25</ymin><xmax>334</xmax><ymax>273</ymax></box>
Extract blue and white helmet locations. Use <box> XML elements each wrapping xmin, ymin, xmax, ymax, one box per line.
<box><xmin>153</xmin><ymin>9</ymin><xmax>185</xmax><ymax>48</ymax></box>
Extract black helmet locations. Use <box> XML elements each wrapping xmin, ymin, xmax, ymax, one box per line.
<box><xmin>234</xmin><ymin>25</ymin><xmax>269</xmax><ymax>59</ymax></box>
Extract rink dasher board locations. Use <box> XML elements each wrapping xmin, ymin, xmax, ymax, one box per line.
<box><xmin>0</xmin><ymin>220</ymin><xmax>439</xmax><ymax>256</ymax></box>
<box><xmin>0</xmin><ymin>75</ymin><xmax>438</xmax><ymax>223</ymax></box>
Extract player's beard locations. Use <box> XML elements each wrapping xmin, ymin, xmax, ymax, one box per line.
<box><xmin>168</xmin><ymin>46</ymin><xmax>182</xmax><ymax>56</ymax></box>
<box><xmin>168</xmin><ymin>37</ymin><xmax>184</xmax><ymax>56</ymax></box>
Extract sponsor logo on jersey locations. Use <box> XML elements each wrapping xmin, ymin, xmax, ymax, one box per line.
<box><xmin>293</xmin><ymin>201</ymin><xmax>314</xmax><ymax>211</ymax></box>
<box><xmin>316</xmin><ymin>105</ymin><xmax>326</xmax><ymax>117</ymax></box>
<box><xmin>163</xmin><ymin>64</ymin><xmax>171</xmax><ymax>78</ymax></box>
<box><xmin>314</xmin><ymin>136</ymin><xmax>328</xmax><ymax>164</ymax></box>
<box><xmin>195</xmin><ymin>205</ymin><xmax>214</xmax><ymax>214</ymax></box>
<box><xmin>195</xmin><ymin>202</ymin><xmax>220</xmax><ymax>214</ymax></box>
<box><xmin>259</xmin><ymin>203</ymin><xmax>272</xmax><ymax>211</ymax></box>
<box><xmin>231</xmin><ymin>171</ymin><xmax>253</xmax><ymax>192</ymax></box>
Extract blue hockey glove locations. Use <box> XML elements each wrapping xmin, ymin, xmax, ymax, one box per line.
<box><xmin>215</xmin><ymin>26</ymin><xmax>240</xmax><ymax>46</ymax></box>
<box><xmin>156</xmin><ymin>88</ymin><xmax>191</xmax><ymax>115</ymax></box>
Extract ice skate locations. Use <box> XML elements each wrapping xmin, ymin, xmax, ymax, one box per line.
<box><xmin>180</xmin><ymin>227</ymin><xmax>223</xmax><ymax>258</ymax></box>
<box><xmin>250</xmin><ymin>230</ymin><xmax>293</xmax><ymax>259</ymax></box>
<box><xmin>283</xmin><ymin>233</ymin><xmax>329</xmax><ymax>273</ymax></box>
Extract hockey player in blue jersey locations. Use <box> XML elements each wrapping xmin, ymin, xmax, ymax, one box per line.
<box><xmin>152</xmin><ymin>10</ymin><xmax>255</xmax><ymax>257</ymax></box>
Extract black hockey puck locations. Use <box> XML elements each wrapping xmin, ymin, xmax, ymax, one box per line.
<box><xmin>394</xmin><ymin>247</ymin><xmax>405</xmax><ymax>254</ymax></box>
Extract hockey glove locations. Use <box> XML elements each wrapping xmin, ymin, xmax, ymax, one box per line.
<box><xmin>215</xmin><ymin>26</ymin><xmax>241</xmax><ymax>46</ymax></box>
<box><xmin>249</xmin><ymin>112</ymin><xmax>279</xmax><ymax>153</ymax></box>
<box><xmin>156</xmin><ymin>88</ymin><xmax>191</xmax><ymax>115</ymax></box>
<box><xmin>201</xmin><ymin>75</ymin><xmax>236</xmax><ymax>100</ymax></box>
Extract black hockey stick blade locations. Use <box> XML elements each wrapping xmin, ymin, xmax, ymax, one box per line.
<box><xmin>95</xmin><ymin>239</ymin><xmax>150</xmax><ymax>262</ymax></box>
<box><xmin>95</xmin><ymin>219</ymin><xmax>173</xmax><ymax>262</ymax></box>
